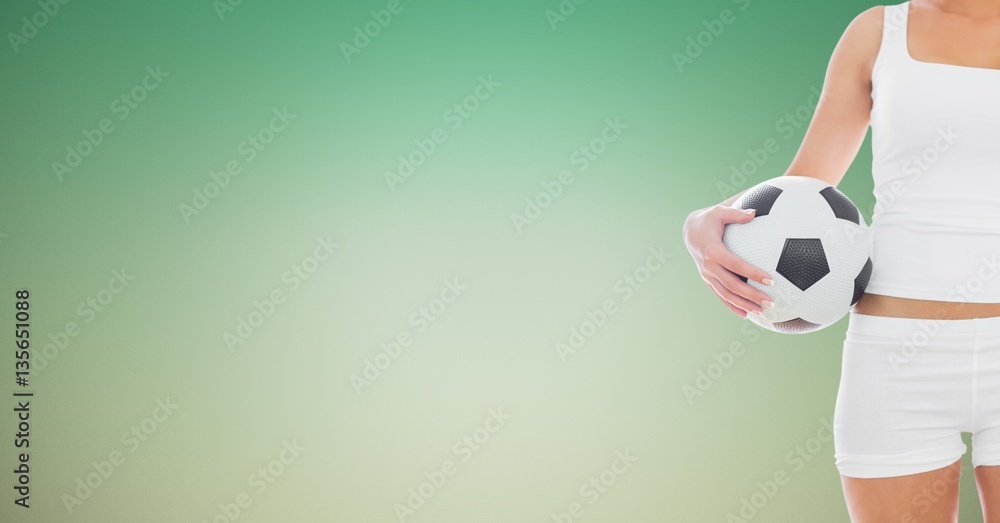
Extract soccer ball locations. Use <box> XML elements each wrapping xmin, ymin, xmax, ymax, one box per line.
<box><xmin>722</xmin><ymin>176</ymin><xmax>873</xmax><ymax>334</ymax></box>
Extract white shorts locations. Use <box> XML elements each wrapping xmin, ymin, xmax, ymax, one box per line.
<box><xmin>834</xmin><ymin>312</ymin><xmax>1000</xmax><ymax>478</ymax></box>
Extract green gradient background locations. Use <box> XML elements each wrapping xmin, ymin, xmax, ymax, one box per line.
<box><xmin>0</xmin><ymin>0</ymin><xmax>985</xmax><ymax>522</ymax></box>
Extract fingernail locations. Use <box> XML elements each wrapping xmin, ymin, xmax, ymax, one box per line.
<box><xmin>762</xmin><ymin>299</ymin><xmax>774</xmax><ymax>309</ymax></box>
<box><xmin>742</xmin><ymin>208</ymin><xmax>756</xmax><ymax>215</ymax></box>
<box><xmin>762</xmin><ymin>277</ymin><xmax>774</xmax><ymax>286</ymax></box>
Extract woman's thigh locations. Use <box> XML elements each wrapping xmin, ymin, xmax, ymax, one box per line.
<box><xmin>842</xmin><ymin>458</ymin><xmax>962</xmax><ymax>522</ymax></box>
<box><xmin>975</xmin><ymin>465</ymin><xmax>1000</xmax><ymax>522</ymax></box>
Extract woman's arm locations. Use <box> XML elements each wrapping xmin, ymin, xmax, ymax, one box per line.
<box><xmin>682</xmin><ymin>6</ymin><xmax>883</xmax><ymax>317</ymax></box>
<box><xmin>785</xmin><ymin>6</ymin><xmax>883</xmax><ymax>186</ymax></box>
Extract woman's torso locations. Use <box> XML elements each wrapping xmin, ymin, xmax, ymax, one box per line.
<box><xmin>855</xmin><ymin>0</ymin><xmax>1000</xmax><ymax>319</ymax></box>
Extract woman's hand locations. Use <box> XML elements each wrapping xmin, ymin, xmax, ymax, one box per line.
<box><xmin>682</xmin><ymin>205</ymin><xmax>775</xmax><ymax>318</ymax></box>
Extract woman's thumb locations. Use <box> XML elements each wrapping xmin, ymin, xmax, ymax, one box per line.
<box><xmin>721</xmin><ymin>205</ymin><xmax>756</xmax><ymax>224</ymax></box>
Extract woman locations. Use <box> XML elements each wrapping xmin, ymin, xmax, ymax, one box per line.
<box><xmin>682</xmin><ymin>1</ymin><xmax>1000</xmax><ymax>521</ymax></box>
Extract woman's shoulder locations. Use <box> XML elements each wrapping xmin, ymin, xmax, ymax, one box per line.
<box><xmin>832</xmin><ymin>5</ymin><xmax>887</xmax><ymax>78</ymax></box>
<box><xmin>845</xmin><ymin>5</ymin><xmax>885</xmax><ymax>48</ymax></box>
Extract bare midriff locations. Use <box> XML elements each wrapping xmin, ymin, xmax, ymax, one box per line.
<box><xmin>852</xmin><ymin>293</ymin><xmax>1000</xmax><ymax>320</ymax></box>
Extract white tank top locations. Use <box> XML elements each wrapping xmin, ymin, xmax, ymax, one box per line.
<box><xmin>866</xmin><ymin>1</ymin><xmax>1000</xmax><ymax>303</ymax></box>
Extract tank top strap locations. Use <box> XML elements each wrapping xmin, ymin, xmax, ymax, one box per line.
<box><xmin>880</xmin><ymin>2</ymin><xmax>910</xmax><ymax>58</ymax></box>
<box><xmin>872</xmin><ymin>2</ymin><xmax>910</xmax><ymax>80</ymax></box>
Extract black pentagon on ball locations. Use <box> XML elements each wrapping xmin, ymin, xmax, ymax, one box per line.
<box><xmin>819</xmin><ymin>186</ymin><xmax>860</xmax><ymax>224</ymax></box>
<box><xmin>776</xmin><ymin>238</ymin><xmax>830</xmax><ymax>291</ymax></box>
<box><xmin>851</xmin><ymin>257</ymin><xmax>873</xmax><ymax>305</ymax></box>
<box><xmin>738</xmin><ymin>184</ymin><xmax>783</xmax><ymax>217</ymax></box>
<box><xmin>773</xmin><ymin>317</ymin><xmax>823</xmax><ymax>334</ymax></box>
